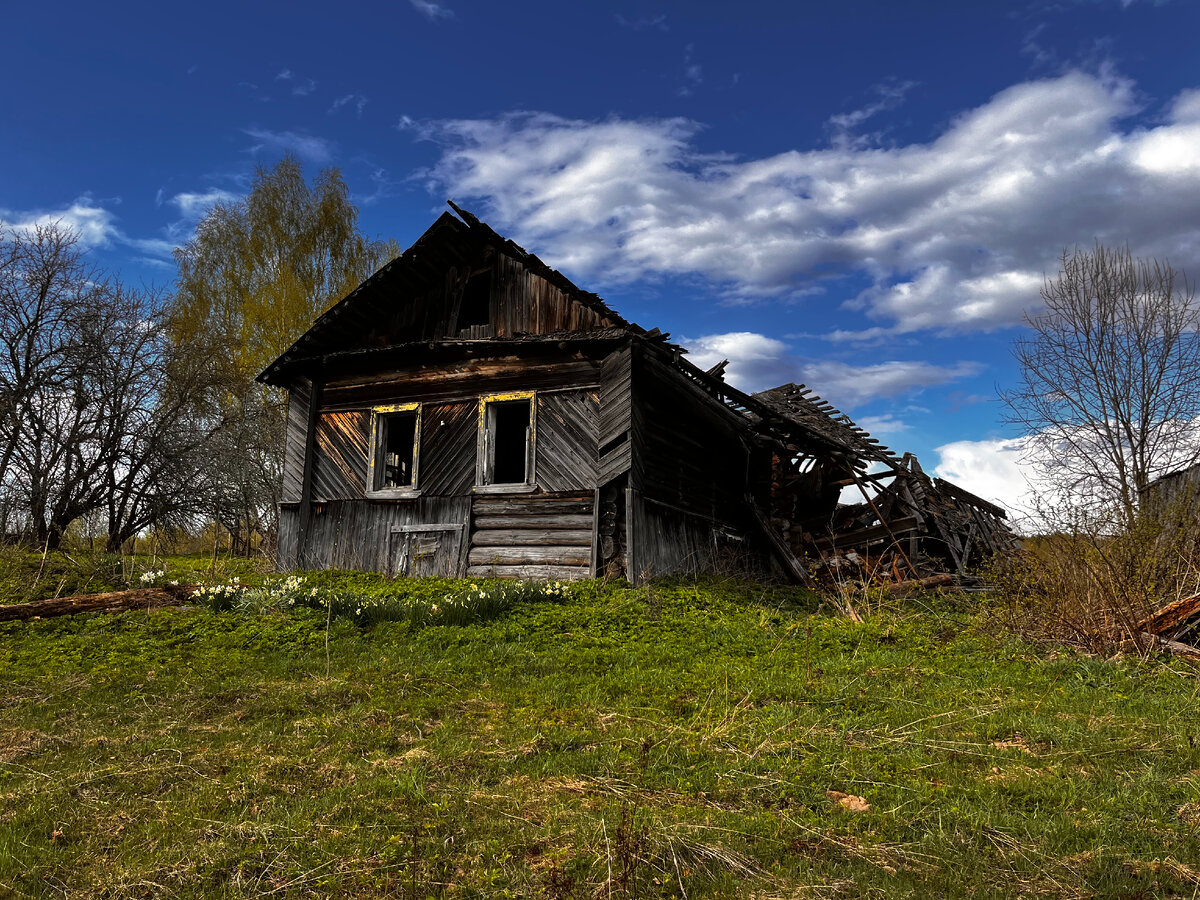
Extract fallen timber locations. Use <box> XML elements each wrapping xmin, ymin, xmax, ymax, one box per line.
<box><xmin>0</xmin><ymin>585</ymin><xmax>196</xmax><ymax>622</ymax></box>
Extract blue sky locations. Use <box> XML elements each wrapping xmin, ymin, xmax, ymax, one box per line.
<box><xmin>5</xmin><ymin>0</ymin><xmax>1200</xmax><ymax>516</ymax></box>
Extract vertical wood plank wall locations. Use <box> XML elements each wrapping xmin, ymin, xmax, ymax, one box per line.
<box><xmin>281</xmin><ymin>380</ymin><xmax>311</xmax><ymax>504</ymax></box>
<box><xmin>625</xmin><ymin>344</ymin><xmax>766</xmax><ymax>582</ymax></box>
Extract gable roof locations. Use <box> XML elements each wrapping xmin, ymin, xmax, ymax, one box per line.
<box><xmin>258</xmin><ymin>202</ymin><xmax>645</xmax><ymax>386</ymax></box>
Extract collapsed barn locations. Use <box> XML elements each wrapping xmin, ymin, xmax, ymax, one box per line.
<box><xmin>260</xmin><ymin>203</ymin><xmax>1014</xmax><ymax>585</ymax></box>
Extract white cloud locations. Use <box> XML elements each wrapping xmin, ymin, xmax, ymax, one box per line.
<box><xmin>827</xmin><ymin>78</ymin><xmax>918</xmax><ymax>149</ymax></box>
<box><xmin>0</xmin><ymin>197</ymin><xmax>179</xmax><ymax>261</ymax></box>
<box><xmin>0</xmin><ymin>197</ymin><xmax>121</xmax><ymax>249</ymax></box>
<box><xmin>422</xmin><ymin>71</ymin><xmax>1200</xmax><ymax>337</ymax></box>
<box><xmin>171</xmin><ymin>188</ymin><xmax>239</xmax><ymax>220</ymax></box>
<box><xmin>854</xmin><ymin>414</ymin><xmax>912</xmax><ymax>437</ymax></box>
<box><xmin>243</xmin><ymin>128</ymin><xmax>333</xmax><ymax>163</ymax></box>
<box><xmin>934</xmin><ymin>437</ymin><xmax>1039</xmax><ymax>526</ymax></box>
<box><xmin>410</xmin><ymin>0</ymin><xmax>453</xmax><ymax>20</ymax></box>
<box><xmin>682</xmin><ymin>330</ymin><xmax>981</xmax><ymax>405</ymax></box>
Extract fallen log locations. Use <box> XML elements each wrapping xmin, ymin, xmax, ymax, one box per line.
<box><xmin>0</xmin><ymin>585</ymin><xmax>197</xmax><ymax>623</ymax></box>
<box><xmin>1135</xmin><ymin>593</ymin><xmax>1200</xmax><ymax>637</ymax></box>
<box><xmin>886</xmin><ymin>573</ymin><xmax>955</xmax><ymax>597</ymax></box>
<box><xmin>1131</xmin><ymin>631</ymin><xmax>1200</xmax><ymax>660</ymax></box>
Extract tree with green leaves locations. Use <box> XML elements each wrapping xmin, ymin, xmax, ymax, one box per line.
<box><xmin>171</xmin><ymin>155</ymin><xmax>396</xmax><ymax>552</ymax></box>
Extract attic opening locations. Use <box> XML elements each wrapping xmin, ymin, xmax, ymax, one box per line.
<box><xmin>479</xmin><ymin>393</ymin><xmax>535</xmax><ymax>487</ymax></box>
<box><xmin>457</xmin><ymin>270</ymin><xmax>491</xmax><ymax>331</ymax></box>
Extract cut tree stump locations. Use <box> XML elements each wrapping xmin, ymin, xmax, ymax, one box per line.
<box><xmin>0</xmin><ymin>585</ymin><xmax>197</xmax><ymax>622</ymax></box>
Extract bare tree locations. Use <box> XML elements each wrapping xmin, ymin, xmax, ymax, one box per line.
<box><xmin>1003</xmin><ymin>244</ymin><xmax>1200</xmax><ymax>527</ymax></box>
<box><xmin>0</xmin><ymin>223</ymin><xmax>219</xmax><ymax>549</ymax></box>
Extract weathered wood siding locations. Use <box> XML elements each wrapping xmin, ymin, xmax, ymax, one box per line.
<box><xmin>597</xmin><ymin>346</ymin><xmax>632</xmax><ymax>486</ymax></box>
<box><xmin>313</xmin><ymin>411</ymin><xmax>370</xmax><ymax>501</ymax></box>
<box><xmin>536</xmin><ymin>391</ymin><xmax>599</xmax><ymax>493</ymax></box>
<box><xmin>364</xmin><ymin>249</ymin><xmax>612</xmax><ymax>348</ymax></box>
<box><xmin>420</xmin><ymin>401</ymin><xmax>477</xmax><ymax>495</ymax></box>
<box><xmin>278</xmin><ymin>504</ymin><xmax>300</xmax><ymax>569</ymax></box>
<box><xmin>633</xmin><ymin>347</ymin><xmax>752</xmax><ymax>523</ymax></box>
<box><xmin>297</xmin><ymin>496</ymin><xmax>472</xmax><ymax>573</ymax></box>
<box><xmin>626</xmin><ymin>491</ymin><xmax>764</xmax><ymax>581</ymax></box>
<box><xmin>281</xmin><ymin>380</ymin><xmax>311</xmax><ymax>503</ymax></box>
<box><xmin>468</xmin><ymin>492</ymin><xmax>594</xmax><ymax>580</ymax></box>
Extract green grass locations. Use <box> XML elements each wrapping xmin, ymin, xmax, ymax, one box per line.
<box><xmin>0</xmin><ymin>548</ymin><xmax>271</xmax><ymax>605</ymax></box>
<box><xmin>2</xmin><ymin>574</ymin><xmax>1200</xmax><ymax>897</ymax></box>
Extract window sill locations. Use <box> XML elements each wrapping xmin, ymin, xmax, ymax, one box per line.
<box><xmin>366</xmin><ymin>488</ymin><xmax>423</xmax><ymax>501</ymax></box>
<box><xmin>472</xmin><ymin>483</ymin><xmax>539</xmax><ymax>495</ymax></box>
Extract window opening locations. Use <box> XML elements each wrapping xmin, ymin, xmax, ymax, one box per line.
<box><xmin>489</xmin><ymin>400</ymin><xmax>530</xmax><ymax>484</ymax></box>
<box><xmin>458</xmin><ymin>271</ymin><xmax>491</xmax><ymax>330</ymax></box>
<box><xmin>369</xmin><ymin>403</ymin><xmax>421</xmax><ymax>494</ymax></box>
<box><xmin>380</xmin><ymin>412</ymin><xmax>417</xmax><ymax>488</ymax></box>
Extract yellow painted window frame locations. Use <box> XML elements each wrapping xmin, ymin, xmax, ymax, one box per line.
<box><xmin>368</xmin><ymin>402</ymin><xmax>422</xmax><ymax>496</ymax></box>
<box><xmin>476</xmin><ymin>390</ymin><xmax>537</xmax><ymax>489</ymax></box>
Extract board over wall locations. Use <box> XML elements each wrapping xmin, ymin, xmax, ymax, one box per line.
<box><xmin>625</xmin><ymin>490</ymin><xmax>767</xmax><ymax>581</ymax></box>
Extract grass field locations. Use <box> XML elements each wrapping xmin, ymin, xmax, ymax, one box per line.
<box><xmin>3</xmin><ymin>572</ymin><xmax>1200</xmax><ymax>898</ymax></box>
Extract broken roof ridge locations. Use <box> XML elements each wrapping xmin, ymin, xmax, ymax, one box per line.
<box><xmin>753</xmin><ymin>381</ymin><xmax>905</xmax><ymax>470</ymax></box>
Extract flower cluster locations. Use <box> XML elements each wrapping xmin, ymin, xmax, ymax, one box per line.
<box><xmin>138</xmin><ymin>569</ymin><xmax>166</xmax><ymax>586</ymax></box>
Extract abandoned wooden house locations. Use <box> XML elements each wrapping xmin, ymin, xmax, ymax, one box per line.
<box><xmin>260</xmin><ymin>203</ymin><xmax>1013</xmax><ymax>584</ymax></box>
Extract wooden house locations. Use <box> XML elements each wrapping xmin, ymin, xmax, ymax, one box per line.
<box><xmin>260</xmin><ymin>204</ymin><xmax>1012</xmax><ymax>584</ymax></box>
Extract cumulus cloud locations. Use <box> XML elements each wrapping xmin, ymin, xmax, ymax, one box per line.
<box><xmin>421</xmin><ymin>71</ymin><xmax>1200</xmax><ymax>336</ymax></box>
<box><xmin>244</xmin><ymin>128</ymin><xmax>333</xmax><ymax>163</ymax></box>
<box><xmin>682</xmin><ymin>330</ymin><xmax>981</xmax><ymax>406</ymax></box>
<box><xmin>934</xmin><ymin>437</ymin><xmax>1039</xmax><ymax>525</ymax></box>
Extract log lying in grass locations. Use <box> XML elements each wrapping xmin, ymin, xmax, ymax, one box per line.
<box><xmin>0</xmin><ymin>585</ymin><xmax>197</xmax><ymax>622</ymax></box>
<box><xmin>1130</xmin><ymin>631</ymin><xmax>1200</xmax><ymax>660</ymax></box>
<box><xmin>1136</xmin><ymin>593</ymin><xmax>1200</xmax><ymax>637</ymax></box>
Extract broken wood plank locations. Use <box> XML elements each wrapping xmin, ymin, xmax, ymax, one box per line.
<box><xmin>0</xmin><ymin>585</ymin><xmax>196</xmax><ymax>622</ymax></box>
<box><xmin>748</xmin><ymin>500</ymin><xmax>816</xmax><ymax>588</ymax></box>
<box><xmin>1135</xmin><ymin>593</ymin><xmax>1200</xmax><ymax>637</ymax></box>
<box><xmin>814</xmin><ymin>516</ymin><xmax>921</xmax><ymax>551</ymax></box>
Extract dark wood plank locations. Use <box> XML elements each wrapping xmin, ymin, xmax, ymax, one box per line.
<box><xmin>466</xmin><ymin>529</ymin><xmax>593</xmax><ymax>546</ymax></box>
<box><xmin>472</xmin><ymin>514</ymin><xmax>595</xmax><ymax>530</ymax></box>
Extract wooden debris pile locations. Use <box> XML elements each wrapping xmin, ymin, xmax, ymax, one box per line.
<box><xmin>666</xmin><ymin>356</ymin><xmax>1017</xmax><ymax>586</ymax></box>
